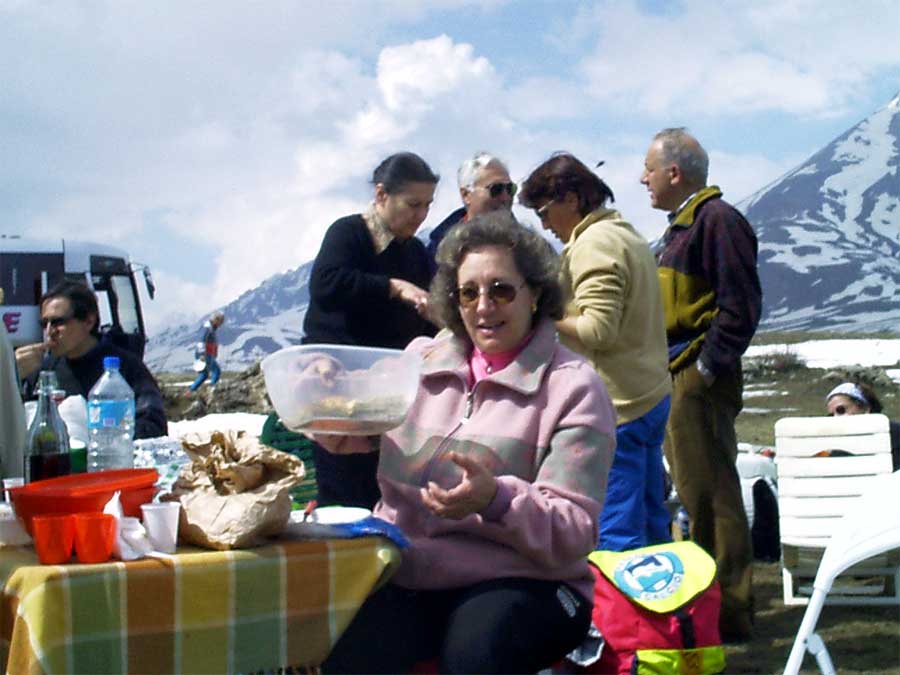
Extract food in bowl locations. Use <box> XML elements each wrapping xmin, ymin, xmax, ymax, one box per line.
<box><xmin>261</xmin><ymin>345</ymin><xmax>422</xmax><ymax>435</ymax></box>
<box><xmin>295</xmin><ymin>394</ymin><xmax>411</xmax><ymax>434</ymax></box>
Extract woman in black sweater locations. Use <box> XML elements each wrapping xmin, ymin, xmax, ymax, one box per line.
<box><xmin>302</xmin><ymin>152</ymin><xmax>439</xmax><ymax>508</ymax></box>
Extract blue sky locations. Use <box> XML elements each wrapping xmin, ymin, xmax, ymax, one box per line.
<box><xmin>2</xmin><ymin>0</ymin><xmax>898</xmax><ymax>334</ymax></box>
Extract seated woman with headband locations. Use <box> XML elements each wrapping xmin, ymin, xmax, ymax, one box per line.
<box><xmin>825</xmin><ymin>381</ymin><xmax>899</xmax><ymax>470</ymax></box>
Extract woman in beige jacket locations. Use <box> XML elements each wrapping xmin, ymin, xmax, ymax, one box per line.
<box><xmin>520</xmin><ymin>153</ymin><xmax>672</xmax><ymax>551</ymax></box>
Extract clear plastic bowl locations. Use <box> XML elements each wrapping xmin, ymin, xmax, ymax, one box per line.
<box><xmin>261</xmin><ymin>345</ymin><xmax>422</xmax><ymax>435</ymax></box>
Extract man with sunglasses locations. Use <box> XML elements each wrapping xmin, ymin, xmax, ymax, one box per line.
<box><xmin>426</xmin><ymin>152</ymin><xmax>515</xmax><ymax>268</ymax></box>
<box><xmin>642</xmin><ymin>128</ymin><xmax>761</xmax><ymax>643</ymax></box>
<box><xmin>15</xmin><ymin>281</ymin><xmax>167</xmax><ymax>439</ymax></box>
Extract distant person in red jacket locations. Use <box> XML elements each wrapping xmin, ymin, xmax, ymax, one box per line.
<box><xmin>187</xmin><ymin>311</ymin><xmax>225</xmax><ymax>394</ymax></box>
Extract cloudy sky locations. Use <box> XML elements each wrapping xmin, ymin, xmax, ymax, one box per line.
<box><xmin>3</xmin><ymin>0</ymin><xmax>898</xmax><ymax>334</ymax></box>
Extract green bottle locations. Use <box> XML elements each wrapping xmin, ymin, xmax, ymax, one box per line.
<box><xmin>24</xmin><ymin>372</ymin><xmax>71</xmax><ymax>483</ymax></box>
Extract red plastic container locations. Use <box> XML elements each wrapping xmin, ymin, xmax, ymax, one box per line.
<box><xmin>8</xmin><ymin>469</ymin><xmax>159</xmax><ymax>535</ymax></box>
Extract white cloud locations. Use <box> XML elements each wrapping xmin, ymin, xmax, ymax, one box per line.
<box><xmin>377</xmin><ymin>35</ymin><xmax>496</xmax><ymax>113</ymax></box>
<box><xmin>2</xmin><ymin>1</ymin><xmax>896</xmax><ymax>338</ymax></box>
<box><xmin>576</xmin><ymin>0</ymin><xmax>900</xmax><ymax>118</ymax></box>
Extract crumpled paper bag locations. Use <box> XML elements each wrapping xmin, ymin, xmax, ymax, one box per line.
<box><xmin>170</xmin><ymin>430</ymin><xmax>305</xmax><ymax>550</ymax></box>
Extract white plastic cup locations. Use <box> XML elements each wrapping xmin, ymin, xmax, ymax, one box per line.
<box><xmin>140</xmin><ymin>502</ymin><xmax>181</xmax><ymax>554</ymax></box>
<box><xmin>3</xmin><ymin>478</ymin><xmax>24</xmax><ymax>503</ymax></box>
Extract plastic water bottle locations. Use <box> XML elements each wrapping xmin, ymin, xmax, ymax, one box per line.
<box><xmin>87</xmin><ymin>356</ymin><xmax>135</xmax><ymax>471</ymax></box>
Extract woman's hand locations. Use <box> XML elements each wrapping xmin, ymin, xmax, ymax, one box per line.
<box><xmin>420</xmin><ymin>452</ymin><xmax>498</xmax><ymax>520</ymax></box>
<box><xmin>389</xmin><ymin>279</ymin><xmax>431</xmax><ymax>318</ymax></box>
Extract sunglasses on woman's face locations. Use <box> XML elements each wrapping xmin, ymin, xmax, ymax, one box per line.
<box><xmin>479</xmin><ymin>182</ymin><xmax>517</xmax><ymax>198</ymax></box>
<box><xmin>455</xmin><ymin>280</ymin><xmax>527</xmax><ymax>307</ymax></box>
<box><xmin>828</xmin><ymin>405</ymin><xmax>848</xmax><ymax>417</ymax></box>
<box><xmin>536</xmin><ymin>200</ymin><xmax>555</xmax><ymax>221</ymax></box>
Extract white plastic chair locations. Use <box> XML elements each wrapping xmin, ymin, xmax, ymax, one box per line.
<box><xmin>783</xmin><ymin>470</ymin><xmax>900</xmax><ymax>675</ymax></box>
<box><xmin>774</xmin><ymin>414</ymin><xmax>896</xmax><ymax>604</ymax></box>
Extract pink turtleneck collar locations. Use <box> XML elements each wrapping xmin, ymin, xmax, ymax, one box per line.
<box><xmin>468</xmin><ymin>330</ymin><xmax>535</xmax><ymax>385</ymax></box>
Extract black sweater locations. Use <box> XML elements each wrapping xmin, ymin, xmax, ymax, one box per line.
<box><xmin>25</xmin><ymin>342</ymin><xmax>168</xmax><ymax>439</ymax></box>
<box><xmin>302</xmin><ymin>214</ymin><xmax>435</xmax><ymax>348</ymax></box>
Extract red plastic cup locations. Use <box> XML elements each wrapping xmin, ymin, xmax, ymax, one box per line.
<box><xmin>73</xmin><ymin>513</ymin><xmax>117</xmax><ymax>564</ymax></box>
<box><xmin>32</xmin><ymin>514</ymin><xmax>75</xmax><ymax>564</ymax></box>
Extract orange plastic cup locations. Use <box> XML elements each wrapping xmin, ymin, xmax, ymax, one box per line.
<box><xmin>32</xmin><ymin>514</ymin><xmax>75</xmax><ymax>564</ymax></box>
<box><xmin>73</xmin><ymin>513</ymin><xmax>117</xmax><ymax>564</ymax></box>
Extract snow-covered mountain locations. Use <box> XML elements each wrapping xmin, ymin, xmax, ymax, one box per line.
<box><xmin>741</xmin><ymin>91</ymin><xmax>900</xmax><ymax>332</ymax></box>
<box><xmin>146</xmin><ymin>263</ymin><xmax>312</xmax><ymax>371</ymax></box>
<box><xmin>147</xmin><ymin>92</ymin><xmax>900</xmax><ymax>372</ymax></box>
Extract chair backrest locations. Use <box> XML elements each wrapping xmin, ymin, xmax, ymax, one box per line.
<box><xmin>774</xmin><ymin>414</ymin><xmax>893</xmax><ymax>548</ymax></box>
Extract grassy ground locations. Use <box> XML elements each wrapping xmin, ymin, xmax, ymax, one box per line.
<box><xmin>725</xmin><ymin>562</ymin><xmax>900</xmax><ymax>674</ymax></box>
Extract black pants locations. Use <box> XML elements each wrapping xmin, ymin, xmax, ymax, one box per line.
<box><xmin>312</xmin><ymin>443</ymin><xmax>381</xmax><ymax>509</ymax></box>
<box><xmin>321</xmin><ymin>577</ymin><xmax>591</xmax><ymax>675</ymax></box>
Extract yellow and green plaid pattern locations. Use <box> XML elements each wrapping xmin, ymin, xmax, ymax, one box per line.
<box><xmin>0</xmin><ymin>537</ymin><xmax>399</xmax><ymax>674</ymax></box>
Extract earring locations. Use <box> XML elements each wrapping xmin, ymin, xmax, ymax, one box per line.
<box><xmin>531</xmin><ymin>301</ymin><xmax>538</xmax><ymax>313</ymax></box>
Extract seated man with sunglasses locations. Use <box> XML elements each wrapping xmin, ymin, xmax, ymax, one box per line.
<box><xmin>15</xmin><ymin>281</ymin><xmax>167</xmax><ymax>439</ymax></box>
<box><xmin>426</xmin><ymin>151</ymin><xmax>516</xmax><ymax>270</ymax></box>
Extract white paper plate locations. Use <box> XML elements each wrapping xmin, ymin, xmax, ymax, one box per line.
<box><xmin>290</xmin><ymin>506</ymin><xmax>371</xmax><ymax>525</ymax></box>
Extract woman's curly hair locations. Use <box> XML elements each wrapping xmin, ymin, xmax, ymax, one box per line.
<box><xmin>430</xmin><ymin>210</ymin><xmax>564</xmax><ymax>341</ymax></box>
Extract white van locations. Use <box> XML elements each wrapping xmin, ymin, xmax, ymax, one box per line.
<box><xmin>0</xmin><ymin>235</ymin><xmax>154</xmax><ymax>357</ymax></box>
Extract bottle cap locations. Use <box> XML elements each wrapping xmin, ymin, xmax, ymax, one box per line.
<box><xmin>103</xmin><ymin>356</ymin><xmax>121</xmax><ymax>370</ymax></box>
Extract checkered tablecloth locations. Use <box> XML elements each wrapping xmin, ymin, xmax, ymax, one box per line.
<box><xmin>0</xmin><ymin>537</ymin><xmax>400</xmax><ymax>674</ymax></box>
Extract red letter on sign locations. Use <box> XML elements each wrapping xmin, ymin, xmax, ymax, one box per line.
<box><xmin>2</xmin><ymin>312</ymin><xmax>21</xmax><ymax>333</ymax></box>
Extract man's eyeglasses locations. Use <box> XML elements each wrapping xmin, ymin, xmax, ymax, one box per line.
<box><xmin>455</xmin><ymin>280</ymin><xmax>527</xmax><ymax>308</ymax></box>
<box><xmin>536</xmin><ymin>200</ymin><xmax>555</xmax><ymax>221</ymax></box>
<box><xmin>479</xmin><ymin>182</ymin><xmax>517</xmax><ymax>199</ymax></box>
<box><xmin>40</xmin><ymin>315</ymin><xmax>74</xmax><ymax>329</ymax></box>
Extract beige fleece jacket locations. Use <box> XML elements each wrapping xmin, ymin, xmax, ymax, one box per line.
<box><xmin>559</xmin><ymin>207</ymin><xmax>671</xmax><ymax>425</ymax></box>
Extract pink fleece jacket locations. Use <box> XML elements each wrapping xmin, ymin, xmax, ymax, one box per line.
<box><xmin>373</xmin><ymin>319</ymin><xmax>617</xmax><ymax>600</ymax></box>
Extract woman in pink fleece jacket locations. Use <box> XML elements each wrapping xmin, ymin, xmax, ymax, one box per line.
<box><xmin>321</xmin><ymin>211</ymin><xmax>617</xmax><ymax>674</ymax></box>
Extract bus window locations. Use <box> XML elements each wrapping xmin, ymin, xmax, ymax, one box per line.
<box><xmin>94</xmin><ymin>289</ymin><xmax>114</xmax><ymax>329</ymax></box>
<box><xmin>110</xmin><ymin>274</ymin><xmax>140</xmax><ymax>333</ymax></box>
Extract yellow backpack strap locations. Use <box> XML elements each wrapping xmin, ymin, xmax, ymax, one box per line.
<box><xmin>588</xmin><ymin>541</ymin><xmax>717</xmax><ymax>614</ymax></box>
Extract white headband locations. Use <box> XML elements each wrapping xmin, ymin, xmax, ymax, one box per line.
<box><xmin>825</xmin><ymin>382</ymin><xmax>869</xmax><ymax>407</ymax></box>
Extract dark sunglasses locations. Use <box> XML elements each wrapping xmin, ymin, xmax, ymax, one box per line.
<box><xmin>455</xmin><ymin>280</ymin><xmax>526</xmax><ymax>307</ymax></box>
<box><xmin>481</xmin><ymin>182</ymin><xmax>517</xmax><ymax>198</ymax></box>
<box><xmin>827</xmin><ymin>405</ymin><xmax>847</xmax><ymax>417</ymax></box>
<box><xmin>40</xmin><ymin>314</ymin><xmax>74</xmax><ymax>329</ymax></box>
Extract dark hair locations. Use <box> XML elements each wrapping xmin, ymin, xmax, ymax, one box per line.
<box><xmin>856</xmin><ymin>382</ymin><xmax>883</xmax><ymax>413</ymax></box>
<box><xmin>371</xmin><ymin>152</ymin><xmax>440</xmax><ymax>194</ymax></box>
<box><xmin>40</xmin><ymin>281</ymin><xmax>99</xmax><ymax>336</ymax></box>
<box><xmin>519</xmin><ymin>152</ymin><xmax>615</xmax><ymax>217</ymax></box>
<box><xmin>430</xmin><ymin>210</ymin><xmax>564</xmax><ymax>340</ymax></box>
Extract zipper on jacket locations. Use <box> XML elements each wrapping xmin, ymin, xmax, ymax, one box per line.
<box><xmin>420</xmin><ymin>379</ymin><xmax>476</xmax><ymax>486</ymax></box>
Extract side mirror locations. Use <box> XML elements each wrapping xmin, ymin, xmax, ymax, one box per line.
<box><xmin>143</xmin><ymin>267</ymin><xmax>156</xmax><ymax>300</ymax></box>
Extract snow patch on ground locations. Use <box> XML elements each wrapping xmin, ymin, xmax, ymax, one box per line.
<box><xmin>745</xmin><ymin>339</ymin><xmax>900</xmax><ymax>369</ymax></box>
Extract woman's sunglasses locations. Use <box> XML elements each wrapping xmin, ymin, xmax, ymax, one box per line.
<box><xmin>480</xmin><ymin>182</ymin><xmax>517</xmax><ymax>198</ymax></box>
<box><xmin>455</xmin><ymin>280</ymin><xmax>527</xmax><ymax>307</ymax></box>
<box><xmin>828</xmin><ymin>405</ymin><xmax>848</xmax><ymax>416</ymax></box>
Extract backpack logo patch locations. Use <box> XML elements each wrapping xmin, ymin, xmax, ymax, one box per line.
<box><xmin>613</xmin><ymin>551</ymin><xmax>685</xmax><ymax>601</ymax></box>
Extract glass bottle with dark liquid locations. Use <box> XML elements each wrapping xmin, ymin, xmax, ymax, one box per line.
<box><xmin>25</xmin><ymin>372</ymin><xmax>71</xmax><ymax>483</ymax></box>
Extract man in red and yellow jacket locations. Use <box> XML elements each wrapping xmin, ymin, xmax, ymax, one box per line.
<box><xmin>641</xmin><ymin>127</ymin><xmax>761</xmax><ymax>643</ymax></box>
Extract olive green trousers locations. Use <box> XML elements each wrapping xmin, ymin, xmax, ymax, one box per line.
<box><xmin>664</xmin><ymin>362</ymin><xmax>754</xmax><ymax>638</ymax></box>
